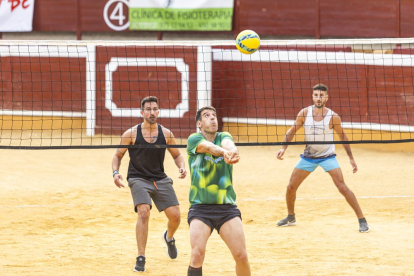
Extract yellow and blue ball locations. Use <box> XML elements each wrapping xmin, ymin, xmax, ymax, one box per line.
<box><xmin>236</xmin><ymin>30</ymin><xmax>260</xmax><ymax>55</ymax></box>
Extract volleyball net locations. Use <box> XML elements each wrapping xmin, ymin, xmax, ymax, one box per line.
<box><xmin>1</xmin><ymin>39</ymin><xmax>413</xmax><ymax>149</ymax></box>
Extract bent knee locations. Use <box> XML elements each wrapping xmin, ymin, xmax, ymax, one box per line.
<box><xmin>337</xmin><ymin>184</ymin><xmax>350</xmax><ymax>194</ymax></box>
<box><xmin>137</xmin><ymin>205</ymin><xmax>151</xmax><ymax>220</ymax></box>
<box><xmin>286</xmin><ymin>184</ymin><xmax>297</xmax><ymax>193</ymax></box>
<box><xmin>169</xmin><ymin>211</ymin><xmax>181</xmax><ymax>223</ymax></box>
<box><xmin>191</xmin><ymin>248</ymin><xmax>205</xmax><ymax>262</ymax></box>
<box><xmin>233</xmin><ymin>250</ymin><xmax>249</xmax><ymax>263</ymax></box>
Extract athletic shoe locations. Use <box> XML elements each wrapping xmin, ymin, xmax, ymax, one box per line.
<box><xmin>163</xmin><ymin>230</ymin><xmax>178</xmax><ymax>259</ymax></box>
<box><xmin>277</xmin><ymin>215</ymin><xmax>296</xmax><ymax>227</ymax></box>
<box><xmin>134</xmin><ymin>256</ymin><xmax>146</xmax><ymax>272</ymax></box>
<box><xmin>359</xmin><ymin>222</ymin><xmax>370</xmax><ymax>233</ymax></box>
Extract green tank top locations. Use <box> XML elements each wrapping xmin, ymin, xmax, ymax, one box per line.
<box><xmin>186</xmin><ymin>132</ymin><xmax>236</xmax><ymax>206</ymax></box>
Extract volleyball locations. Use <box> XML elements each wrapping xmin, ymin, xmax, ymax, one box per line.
<box><xmin>236</xmin><ymin>30</ymin><xmax>260</xmax><ymax>54</ymax></box>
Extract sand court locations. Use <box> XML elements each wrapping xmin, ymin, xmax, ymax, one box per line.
<box><xmin>1</xmin><ymin>143</ymin><xmax>414</xmax><ymax>276</ymax></box>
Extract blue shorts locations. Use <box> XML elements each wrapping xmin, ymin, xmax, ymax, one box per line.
<box><xmin>295</xmin><ymin>155</ymin><xmax>340</xmax><ymax>172</ymax></box>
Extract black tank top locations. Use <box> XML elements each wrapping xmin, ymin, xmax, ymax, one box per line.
<box><xmin>127</xmin><ymin>124</ymin><xmax>167</xmax><ymax>181</ymax></box>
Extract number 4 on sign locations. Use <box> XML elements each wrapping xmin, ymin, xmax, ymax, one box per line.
<box><xmin>103</xmin><ymin>0</ymin><xmax>129</xmax><ymax>31</ymax></box>
<box><xmin>110</xmin><ymin>2</ymin><xmax>126</xmax><ymax>25</ymax></box>
<box><xmin>7</xmin><ymin>0</ymin><xmax>30</xmax><ymax>11</ymax></box>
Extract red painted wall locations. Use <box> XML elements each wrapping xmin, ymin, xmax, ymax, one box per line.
<box><xmin>32</xmin><ymin>0</ymin><xmax>78</xmax><ymax>31</ymax></box>
<box><xmin>0</xmin><ymin>56</ymin><xmax>86</xmax><ymax>112</ymax></box>
<box><xmin>236</xmin><ymin>0</ymin><xmax>317</xmax><ymax>37</ymax></box>
<box><xmin>319</xmin><ymin>0</ymin><xmax>398</xmax><ymax>38</ymax></box>
<box><xmin>400</xmin><ymin>0</ymin><xmax>414</xmax><ymax>37</ymax></box>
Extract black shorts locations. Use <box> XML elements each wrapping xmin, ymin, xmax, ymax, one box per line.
<box><xmin>187</xmin><ymin>204</ymin><xmax>242</xmax><ymax>234</ymax></box>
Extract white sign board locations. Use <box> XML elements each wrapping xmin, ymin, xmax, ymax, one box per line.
<box><xmin>0</xmin><ymin>0</ymin><xmax>35</xmax><ymax>32</ymax></box>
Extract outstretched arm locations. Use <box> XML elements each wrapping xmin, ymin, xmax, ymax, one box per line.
<box><xmin>112</xmin><ymin>128</ymin><xmax>133</xmax><ymax>188</ymax></box>
<box><xmin>276</xmin><ymin>108</ymin><xmax>306</xmax><ymax>160</ymax></box>
<box><xmin>332</xmin><ymin>114</ymin><xmax>358</xmax><ymax>173</ymax></box>
<box><xmin>221</xmin><ymin>138</ymin><xmax>240</xmax><ymax>164</ymax></box>
<box><xmin>165</xmin><ymin>129</ymin><xmax>187</xmax><ymax>179</ymax></box>
<box><xmin>196</xmin><ymin>139</ymin><xmax>239</xmax><ymax>165</ymax></box>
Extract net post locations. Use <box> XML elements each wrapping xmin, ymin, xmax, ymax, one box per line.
<box><xmin>86</xmin><ymin>44</ymin><xmax>96</xmax><ymax>136</ymax></box>
<box><xmin>197</xmin><ymin>46</ymin><xmax>212</xmax><ymax>109</ymax></box>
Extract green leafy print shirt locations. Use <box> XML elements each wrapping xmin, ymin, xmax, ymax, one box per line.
<box><xmin>186</xmin><ymin>132</ymin><xmax>236</xmax><ymax>206</ymax></box>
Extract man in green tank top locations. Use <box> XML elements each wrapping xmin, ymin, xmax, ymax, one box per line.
<box><xmin>186</xmin><ymin>106</ymin><xmax>251</xmax><ymax>276</ymax></box>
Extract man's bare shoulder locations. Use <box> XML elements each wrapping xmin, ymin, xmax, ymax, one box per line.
<box><xmin>300</xmin><ymin>107</ymin><xmax>308</xmax><ymax>116</ymax></box>
<box><xmin>160</xmin><ymin>125</ymin><xmax>175</xmax><ymax>140</ymax></box>
<box><xmin>331</xmin><ymin>112</ymin><xmax>341</xmax><ymax>120</ymax></box>
<box><xmin>160</xmin><ymin>125</ymin><xmax>171</xmax><ymax>134</ymax></box>
<box><xmin>329</xmin><ymin>112</ymin><xmax>342</xmax><ymax>129</ymax></box>
<box><xmin>122</xmin><ymin>125</ymin><xmax>138</xmax><ymax>138</ymax></box>
<box><xmin>296</xmin><ymin>107</ymin><xmax>308</xmax><ymax>121</ymax></box>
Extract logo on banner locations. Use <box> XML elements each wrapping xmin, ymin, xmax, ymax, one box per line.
<box><xmin>103</xmin><ymin>0</ymin><xmax>130</xmax><ymax>31</ymax></box>
<box><xmin>2</xmin><ymin>0</ymin><xmax>30</xmax><ymax>11</ymax></box>
<box><xmin>0</xmin><ymin>0</ymin><xmax>34</xmax><ymax>32</ymax></box>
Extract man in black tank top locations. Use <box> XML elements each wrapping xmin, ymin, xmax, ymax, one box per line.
<box><xmin>112</xmin><ymin>96</ymin><xmax>187</xmax><ymax>272</ymax></box>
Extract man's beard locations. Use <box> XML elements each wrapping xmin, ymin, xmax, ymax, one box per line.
<box><xmin>314</xmin><ymin>102</ymin><xmax>325</xmax><ymax>108</ymax></box>
<box><xmin>144</xmin><ymin>117</ymin><xmax>157</xmax><ymax>124</ymax></box>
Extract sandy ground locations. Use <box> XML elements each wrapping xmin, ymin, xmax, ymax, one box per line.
<box><xmin>1</xmin><ymin>144</ymin><xmax>414</xmax><ymax>276</ymax></box>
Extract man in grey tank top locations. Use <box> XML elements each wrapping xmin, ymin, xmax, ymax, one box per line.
<box><xmin>275</xmin><ymin>84</ymin><xmax>369</xmax><ymax>233</ymax></box>
<box><xmin>112</xmin><ymin>96</ymin><xmax>187</xmax><ymax>272</ymax></box>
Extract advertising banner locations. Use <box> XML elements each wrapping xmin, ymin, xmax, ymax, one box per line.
<box><xmin>129</xmin><ymin>0</ymin><xmax>233</xmax><ymax>31</ymax></box>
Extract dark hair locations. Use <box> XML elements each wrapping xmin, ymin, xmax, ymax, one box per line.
<box><xmin>313</xmin><ymin>84</ymin><xmax>328</xmax><ymax>93</ymax></box>
<box><xmin>195</xmin><ymin>106</ymin><xmax>216</xmax><ymax>122</ymax></box>
<box><xmin>141</xmin><ymin>96</ymin><xmax>158</xmax><ymax>109</ymax></box>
